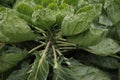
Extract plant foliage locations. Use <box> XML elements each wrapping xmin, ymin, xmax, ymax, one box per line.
<box><xmin>0</xmin><ymin>0</ymin><xmax>120</xmax><ymax>80</ymax></box>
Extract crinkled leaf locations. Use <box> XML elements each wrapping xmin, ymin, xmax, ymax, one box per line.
<box><xmin>14</xmin><ymin>0</ymin><xmax>36</xmax><ymax>17</ymax></box>
<box><xmin>68</xmin><ymin>24</ymin><xmax>108</xmax><ymax>47</ymax></box>
<box><xmin>32</xmin><ymin>8</ymin><xmax>56</xmax><ymax>30</ymax></box>
<box><xmin>86</xmin><ymin>54</ymin><xmax>120</xmax><ymax>69</ymax></box>
<box><xmin>104</xmin><ymin>1</ymin><xmax>120</xmax><ymax>24</ymax></box>
<box><xmin>53</xmin><ymin>63</ymin><xmax>76</xmax><ymax>80</ymax></box>
<box><xmin>0</xmin><ymin>48</ymin><xmax>28</xmax><ymax>73</ymax></box>
<box><xmin>99</xmin><ymin>15</ymin><xmax>113</xmax><ymax>26</ymax></box>
<box><xmin>7</xmin><ymin>64</ymin><xmax>29</xmax><ymax>80</ymax></box>
<box><xmin>55</xmin><ymin>3</ymin><xmax>74</xmax><ymax>25</ymax></box>
<box><xmin>61</xmin><ymin>4</ymin><xmax>102</xmax><ymax>36</ymax></box>
<box><xmin>47</xmin><ymin>3</ymin><xmax>59</xmax><ymax>11</ymax></box>
<box><xmin>88</xmin><ymin>0</ymin><xmax>105</xmax><ymax>3</ymax></box>
<box><xmin>84</xmin><ymin>38</ymin><xmax>120</xmax><ymax>56</ymax></box>
<box><xmin>34</xmin><ymin>0</ymin><xmax>55</xmax><ymax>7</ymax></box>
<box><xmin>0</xmin><ymin>8</ymin><xmax>37</xmax><ymax>43</ymax></box>
<box><xmin>27</xmin><ymin>52</ymin><xmax>49</xmax><ymax>80</ymax></box>
<box><xmin>72</xmin><ymin>65</ymin><xmax>111</xmax><ymax>80</ymax></box>
<box><xmin>63</xmin><ymin>0</ymin><xmax>79</xmax><ymax>6</ymax></box>
<box><xmin>67</xmin><ymin>59</ymin><xmax>111</xmax><ymax>80</ymax></box>
<box><xmin>13</xmin><ymin>0</ymin><xmax>36</xmax><ymax>24</ymax></box>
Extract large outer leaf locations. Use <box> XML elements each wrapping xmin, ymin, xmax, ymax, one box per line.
<box><xmin>53</xmin><ymin>63</ymin><xmax>76</xmax><ymax>80</ymax></box>
<box><xmin>7</xmin><ymin>65</ymin><xmax>29</xmax><ymax>80</ymax></box>
<box><xmin>32</xmin><ymin>8</ymin><xmax>56</xmax><ymax>30</ymax></box>
<box><xmin>104</xmin><ymin>0</ymin><xmax>120</xmax><ymax>24</ymax></box>
<box><xmin>61</xmin><ymin>4</ymin><xmax>102</xmax><ymax>36</ymax></box>
<box><xmin>68</xmin><ymin>24</ymin><xmax>108</xmax><ymax>47</ymax></box>
<box><xmin>0</xmin><ymin>49</ymin><xmax>28</xmax><ymax>73</ymax></box>
<box><xmin>84</xmin><ymin>38</ymin><xmax>120</xmax><ymax>56</ymax></box>
<box><xmin>27</xmin><ymin>52</ymin><xmax>49</xmax><ymax>80</ymax></box>
<box><xmin>0</xmin><ymin>8</ymin><xmax>37</xmax><ymax>43</ymax></box>
<box><xmin>72</xmin><ymin>65</ymin><xmax>111</xmax><ymax>80</ymax></box>
<box><xmin>86</xmin><ymin>54</ymin><xmax>120</xmax><ymax>69</ymax></box>
<box><xmin>67</xmin><ymin>59</ymin><xmax>111</xmax><ymax>80</ymax></box>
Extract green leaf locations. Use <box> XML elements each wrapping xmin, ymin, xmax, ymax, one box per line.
<box><xmin>34</xmin><ymin>0</ymin><xmax>55</xmax><ymax>7</ymax></box>
<box><xmin>0</xmin><ymin>48</ymin><xmax>28</xmax><ymax>73</ymax></box>
<box><xmin>14</xmin><ymin>0</ymin><xmax>36</xmax><ymax>17</ymax></box>
<box><xmin>86</xmin><ymin>54</ymin><xmax>120</xmax><ymax>69</ymax></box>
<box><xmin>68</xmin><ymin>24</ymin><xmax>108</xmax><ymax>47</ymax></box>
<box><xmin>63</xmin><ymin>0</ymin><xmax>79</xmax><ymax>6</ymax></box>
<box><xmin>56</xmin><ymin>3</ymin><xmax>74</xmax><ymax>26</ymax></box>
<box><xmin>84</xmin><ymin>38</ymin><xmax>120</xmax><ymax>56</ymax></box>
<box><xmin>6</xmin><ymin>64</ymin><xmax>29</xmax><ymax>80</ymax></box>
<box><xmin>99</xmin><ymin>15</ymin><xmax>113</xmax><ymax>26</ymax></box>
<box><xmin>47</xmin><ymin>3</ymin><xmax>59</xmax><ymax>11</ymax></box>
<box><xmin>27</xmin><ymin>52</ymin><xmax>49</xmax><ymax>80</ymax></box>
<box><xmin>13</xmin><ymin>0</ymin><xmax>36</xmax><ymax>24</ymax></box>
<box><xmin>114</xmin><ymin>0</ymin><xmax>120</xmax><ymax>4</ymax></box>
<box><xmin>32</xmin><ymin>8</ymin><xmax>56</xmax><ymax>30</ymax></box>
<box><xmin>61</xmin><ymin>4</ymin><xmax>102</xmax><ymax>36</ymax></box>
<box><xmin>104</xmin><ymin>0</ymin><xmax>120</xmax><ymax>24</ymax></box>
<box><xmin>53</xmin><ymin>62</ymin><xmax>76</xmax><ymax>80</ymax></box>
<box><xmin>72</xmin><ymin>65</ymin><xmax>111</xmax><ymax>80</ymax></box>
<box><xmin>115</xmin><ymin>23</ymin><xmax>120</xmax><ymax>40</ymax></box>
<box><xmin>0</xmin><ymin>8</ymin><xmax>37</xmax><ymax>43</ymax></box>
<box><xmin>88</xmin><ymin>0</ymin><xmax>105</xmax><ymax>3</ymax></box>
<box><xmin>0</xmin><ymin>0</ymin><xmax>16</xmax><ymax>6</ymax></box>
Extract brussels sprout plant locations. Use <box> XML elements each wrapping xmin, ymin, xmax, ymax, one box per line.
<box><xmin>0</xmin><ymin>0</ymin><xmax>120</xmax><ymax>80</ymax></box>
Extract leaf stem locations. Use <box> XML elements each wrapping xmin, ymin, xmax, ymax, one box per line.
<box><xmin>42</xmin><ymin>41</ymin><xmax>51</xmax><ymax>57</ymax></box>
<box><xmin>57</xmin><ymin>41</ymin><xmax>76</xmax><ymax>46</ymax></box>
<box><xmin>28</xmin><ymin>43</ymin><xmax>46</xmax><ymax>54</ymax></box>
<box><xmin>34</xmin><ymin>26</ymin><xmax>46</xmax><ymax>33</ymax></box>
<box><xmin>59</xmin><ymin>47</ymin><xmax>76</xmax><ymax>50</ymax></box>
<box><xmin>52</xmin><ymin>45</ymin><xmax>57</xmax><ymax>68</ymax></box>
<box><xmin>110</xmin><ymin>55</ymin><xmax>120</xmax><ymax>59</ymax></box>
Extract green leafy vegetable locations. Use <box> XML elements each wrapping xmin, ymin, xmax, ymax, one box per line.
<box><xmin>28</xmin><ymin>42</ymin><xmax>50</xmax><ymax>80</ymax></box>
<box><xmin>0</xmin><ymin>0</ymin><xmax>120</xmax><ymax>80</ymax></box>
<box><xmin>104</xmin><ymin>0</ymin><xmax>120</xmax><ymax>24</ymax></box>
<box><xmin>84</xmin><ymin>38</ymin><xmax>120</xmax><ymax>56</ymax></box>
<box><xmin>99</xmin><ymin>15</ymin><xmax>113</xmax><ymax>26</ymax></box>
<box><xmin>32</xmin><ymin>8</ymin><xmax>56</xmax><ymax>30</ymax></box>
<box><xmin>72</xmin><ymin>65</ymin><xmax>111</xmax><ymax>80</ymax></box>
<box><xmin>61</xmin><ymin>4</ymin><xmax>102</xmax><ymax>36</ymax></box>
<box><xmin>86</xmin><ymin>54</ymin><xmax>120</xmax><ymax>69</ymax></box>
<box><xmin>68</xmin><ymin>24</ymin><xmax>108</xmax><ymax>46</ymax></box>
<box><xmin>0</xmin><ymin>7</ymin><xmax>37</xmax><ymax>43</ymax></box>
<box><xmin>7</xmin><ymin>64</ymin><xmax>29</xmax><ymax>80</ymax></box>
<box><xmin>0</xmin><ymin>47</ymin><xmax>28</xmax><ymax>73</ymax></box>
